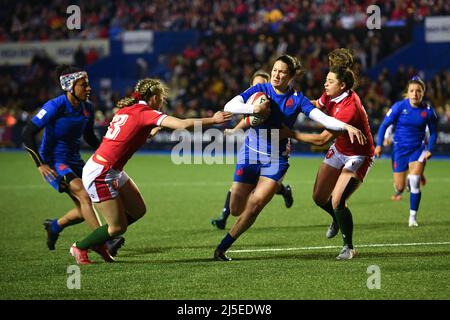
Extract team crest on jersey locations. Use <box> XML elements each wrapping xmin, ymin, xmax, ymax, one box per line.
<box><xmin>402</xmin><ymin>109</ymin><xmax>408</xmax><ymax>114</ymax></box>
<box><xmin>236</xmin><ymin>168</ymin><xmax>244</xmax><ymax>176</ymax></box>
<box><xmin>325</xmin><ymin>149</ymin><xmax>335</xmax><ymax>159</ymax></box>
<box><xmin>58</xmin><ymin>164</ymin><xmax>68</xmax><ymax>171</ymax></box>
<box><xmin>420</xmin><ymin>111</ymin><xmax>427</xmax><ymax>118</ymax></box>
<box><xmin>286</xmin><ymin>98</ymin><xmax>294</xmax><ymax>108</ymax></box>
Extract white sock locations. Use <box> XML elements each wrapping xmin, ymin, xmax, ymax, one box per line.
<box><xmin>409</xmin><ymin>210</ymin><xmax>417</xmax><ymax>221</ymax></box>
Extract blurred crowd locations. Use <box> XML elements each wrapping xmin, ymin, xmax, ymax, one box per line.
<box><xmin>1</xmin><ymin>0</ymin><xmax>450</xmax><ymax>147</ymax></box>
<box><xmin>1</xmin><ymin>0</ymin><xmax>449</xmax><ymax>41</ymax></box>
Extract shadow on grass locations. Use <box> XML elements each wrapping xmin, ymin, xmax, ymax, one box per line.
<box><xmin>118</xmin><ymin>241</ymin><xmax>290</xmax><ymax>256</ymax></box>
<box><xmin>112</xmin><ymin>249</ymin><xmax>450</xmax><ymax>265</ymax></box>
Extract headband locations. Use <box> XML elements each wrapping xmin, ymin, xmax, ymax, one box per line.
<box><xmin>59</xmin><ymin>71</ymin><xmax>88</xmax><ymax>92</ymax></box>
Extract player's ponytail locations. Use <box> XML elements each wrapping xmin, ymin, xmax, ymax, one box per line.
<box><xmin>275</xmin><ymin>55</ymin><xmax>303</xmax><ymax>78</ymax></box>
<box><xmin>328</xmin><ymin>48</ymin><xmax>354</xmax><ymax>69</ymax></box>
<box><xmin>328</xmin><ymin>48</ymin><xmax>357</xmax><ymax>91</ymax></box>
<box><xmin>117</xmin><ymin>78</ymin><xmax>168</xmax><ymax>109</ymax></box>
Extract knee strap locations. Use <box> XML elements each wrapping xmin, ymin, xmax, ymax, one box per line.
<box><xmin>408</xmin><ymin>175</ymin><xmax>421</xmax><ymax>193</ymax></box>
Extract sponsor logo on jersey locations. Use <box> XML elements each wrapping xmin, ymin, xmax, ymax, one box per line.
<box><xmin>421</xmin><ymin>111</ymin><xmax>427</xmax><ymax>118</ymax></box>
<box><xmin>36</xmin><ymin>109</ymin><xmax>47</xmax><ymax>119</ymax></box>
<box><xmin>236</xmin><ymin>168</ymin><xmax>244</xmax><ymax>176</ymax></box>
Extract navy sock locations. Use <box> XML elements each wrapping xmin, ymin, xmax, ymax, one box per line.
<box><xmin>276</xmin><ymin>184</ymin><xmax>286</xmax><ymax>195</ymax></box>
<box><xmin>220</xmin><ymin>191</ymin><xmax>231</xmax><ymax>221</ymax></box>
<box><xmin>217</xmin><ymin>233</ymin><xmax>236</xmax><ymax>252</ymax></box>
<box><xmin>410</xmin><ymin>192</ymin><xmax>421</xmax><ymax>211</ymax></box>
<box><xmin>51</xmin><ymin>219</ymin><xmax>62</xmax><ymax>234</ymax></box>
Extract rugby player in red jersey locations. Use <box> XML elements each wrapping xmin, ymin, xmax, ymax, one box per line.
<box><xmin>284</xmin><ymin>48</ymin><xmax>373</xmax><ymax>260</ymax></box>
<box><xmin>69</xmin><ymin>78</ymin><xmax>231</xmax><ymax>264</ymax></box>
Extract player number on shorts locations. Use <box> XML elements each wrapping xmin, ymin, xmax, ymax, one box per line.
<box><xmin>105</xmin><ymin>114</ymin><xmax>128</xmax><ymax>140</ymax></box>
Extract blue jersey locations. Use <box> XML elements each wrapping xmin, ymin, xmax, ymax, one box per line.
<box><xmin>31</xmin><ymin>94</ymin><xmax>95</xmax><ymax>166</ymax></box>
<box><xmin>377</xmin><ymin>98</ymin><xmax>437</xmax><ymax>152</ymax></box>
<box><xmin>240</xmin><ymin>83</ymin><xmax>315</xmax><ymax>159</ymax></box>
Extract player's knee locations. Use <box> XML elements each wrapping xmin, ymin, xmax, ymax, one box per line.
<box><xmin>394</xmin><ymin>181</ymin><xmax>405</xmax><ymax>193</ymax></box>
<box><xmin>135</xmin><ymin>204</ymin><xmax>146</xmax><ymax>218</ymax></box>
<box><xmin>230</xmin><ymin>200</ymin><xmax>245</xmax><ymax>216</ymax></box>
<box><xmin>408</xmin><ymin>175</ymin><xmax>421</xmax><ymax>193</ymax></box>
<box><xmin>248</xmin><ymin>196</ymin><xmax>265</xmax><ymax>216</ymax></box>
<box><xmin>331</xmin><ymin>197</ymin><xmax>344</xmax><ymax>210</ymax></box>
<box><xmin>72</xmin><ymin>188</ymin><xmax>92</xmax><ymax>204</ymax></box>
<box><xmin>312</xmin><ymin>193</ymin><xmax>328</xmax><ymax>206</ymax></box>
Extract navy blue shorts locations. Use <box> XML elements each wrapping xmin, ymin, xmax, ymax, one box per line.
<box><xmin>233</xmin><ymin>159</ymin><xmax>289</xmax><ymax>185</ymax></box>
<box><xmin>45</xmin><ymin>161</ymin><xmax>84</xmax><ymax>193</ymax></box>
<box><xmin>392</xmin><ymin>145</ymin><xmax>427</xmax><ymax>173</ymax></box>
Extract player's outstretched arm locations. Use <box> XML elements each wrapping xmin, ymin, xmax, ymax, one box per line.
<box><xmin>225</xmin><ymin>118</ymin><xmax>249</xmax><ymax>135</ymax></box>
<box><xmin>281</xmin><ymin>125</ymin><xmax>335</xmax><ymax>146</ymax></box>
<box><xmin>308</xmin><ymin>108</ymin><xmax>366</xmax><ymax>145</ymax></box>
<box><xmin>159</xmin><ymin>111</ymin><xmax>232</xmax><ymax>130</ymax></box>
<box><xmin>224</xmin><ymin>96</ymin><xmax>270</xmax><ymax>118</ymax></box>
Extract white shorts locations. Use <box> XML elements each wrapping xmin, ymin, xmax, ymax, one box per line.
<box><xmin>82</xmin><ymin>155</ymin><xmax>130</xmax><ymax>203</ymax></box>
<box><xmin>323</xmin><ymin>144</ymin><xmax>373</xmax><ymax>181</ymax></box>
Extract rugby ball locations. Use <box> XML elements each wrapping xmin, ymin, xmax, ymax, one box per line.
<box><xmin>244</xmin><ymin>92</ymin><xmax>268</xmax><ymax>127</ymax></box>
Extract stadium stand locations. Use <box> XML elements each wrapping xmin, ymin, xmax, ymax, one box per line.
<box><xmin>0</xmin><ymin>0</ymin><xmax>449</xmax><ymax>152</ymax></box>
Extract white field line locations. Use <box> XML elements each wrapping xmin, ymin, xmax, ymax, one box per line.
<box><xmin>229</xmin><ymin>241</ymin><xmax>450</xmax><ymax>253</ymax></box>
<box><xmin>3</xmin><ymin>178</ymin><xmax>450</xmax><ymax>189</ymax></box>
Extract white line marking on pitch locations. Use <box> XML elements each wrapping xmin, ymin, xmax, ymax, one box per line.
<box><xmin>229</xmin><ymin>241</ymin><xmax>450</xmax><ymax>253</ymax></box>
<box><xmin>2</xmin><ymin>178</ymin><xmax>450</xmax><ymax>189</ymax></box>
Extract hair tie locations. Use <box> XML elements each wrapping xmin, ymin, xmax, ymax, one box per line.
<box><xmin>411</xmin><ymin>76</ymin><xmax>421</xmax><ymax>81</ymax></box>
<box><xmin>131</xmin><ymin>92</ymin><xmax>142</xmax><ymax>100</ymax></box>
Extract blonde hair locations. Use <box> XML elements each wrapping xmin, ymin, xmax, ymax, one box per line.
<box><xmin>117</xmin><ymin>78</ymin><xmax>168</xmax><ymax>108</ymax></box>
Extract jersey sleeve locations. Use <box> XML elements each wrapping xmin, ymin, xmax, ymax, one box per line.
<box><xmin>299</xmin><ymin>95</ymin><xmax>315</xmax><ymax>117</ymax></box>
<box><xmin>142</xmin><ymin>109</ymin><xmax>167</xmax><ymax>127</ymax></box>
<box><xmin>376</xmin><ymin>102</ymin><xmax>402</xmax><ymax>147</ymax></box>
<box><xmin>317</xmin><ymin>92</ymin><xmax>328</xmax><ymax>108</ymax></box>
<box><xmin>240</xmin><ymin>83</ymin><xmax>264</xmax><ymax>102</ymax></box>
<box><xmin>31</xmin><ymin>100</ymin><xmax>59</xmax><ymax>129</ymax></box>
<box><xmin>83</xmin><ymin>102</ymin><xmax>101</xmax><ymax>149</ymax></box>
<box><xmin>426</xmin><ymin>106</ymin><xmax>438</xmax><ymax>152</ymax></box>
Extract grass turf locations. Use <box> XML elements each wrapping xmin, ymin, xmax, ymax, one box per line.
<box><xmin>0</xmin><ymin>152</ymin><xmax>449</xmax><ymax>299</ymax></box>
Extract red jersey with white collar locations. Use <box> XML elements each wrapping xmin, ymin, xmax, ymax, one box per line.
<box><xmin>95</xmin><ymin>101</ymin><xmax>167</xmax><ymax>170</ymax></box>
<box><xmin>318</xmin><ymin>91</ymin><xmax>374</xmax><ymax>156</ymax></box>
